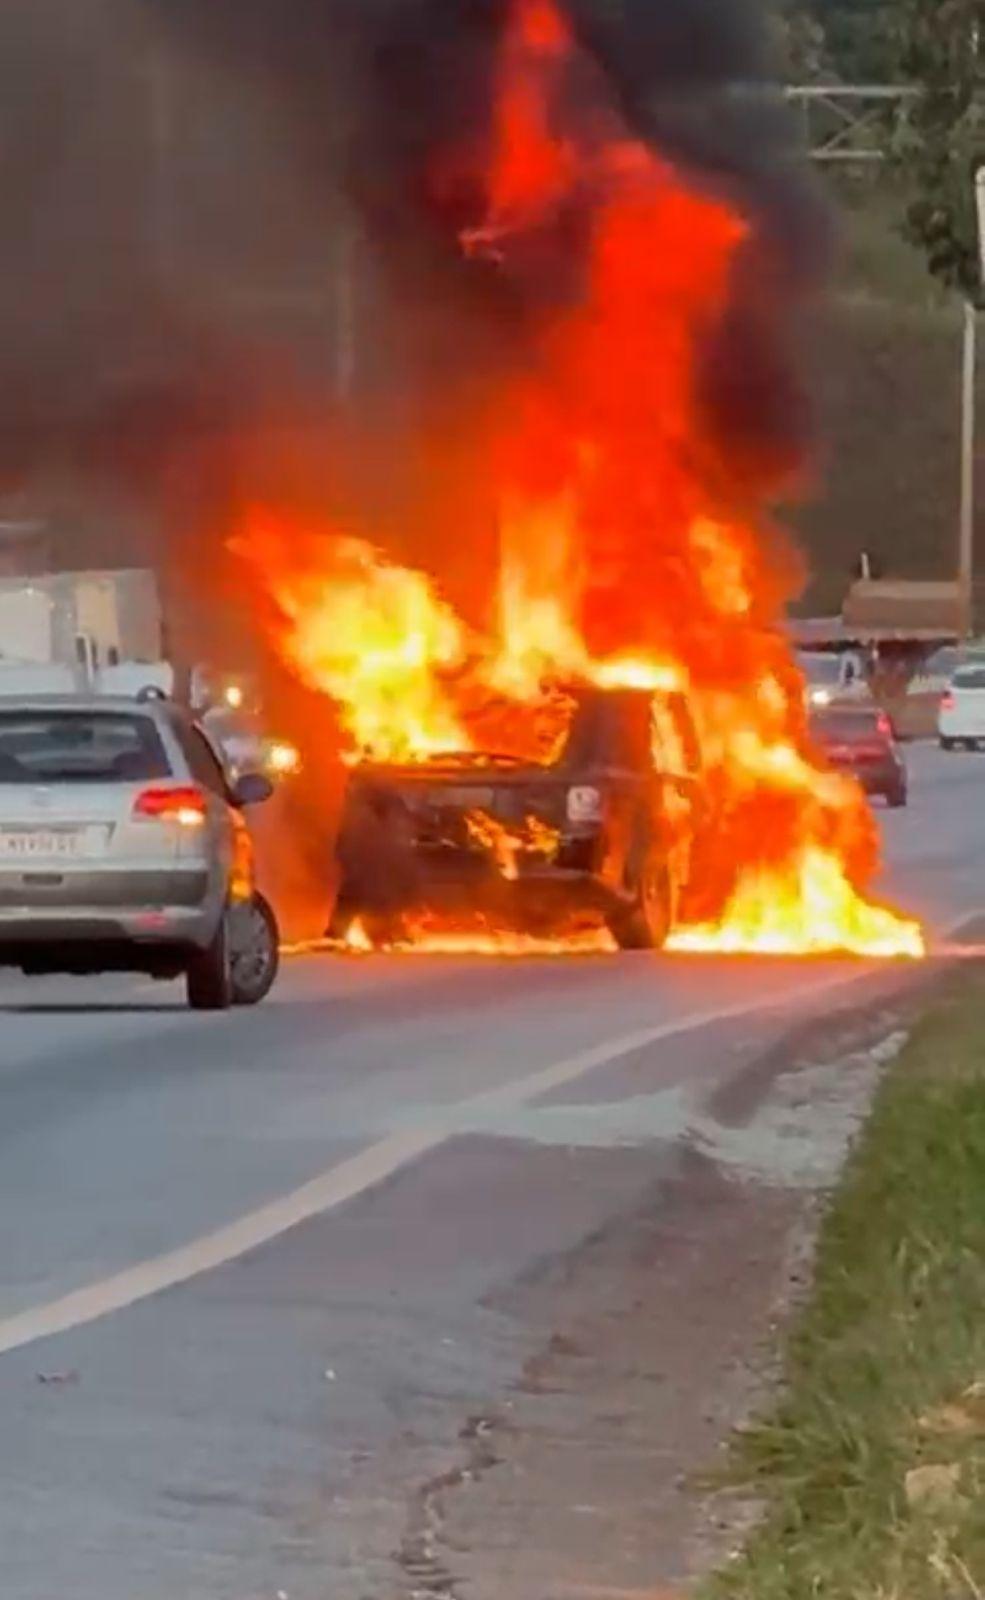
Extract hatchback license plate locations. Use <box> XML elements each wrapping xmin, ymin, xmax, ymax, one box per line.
<box><xmin>0</xmin><ymin>830</ymin><xmax>83</xmax><ymax>859</ymax></box>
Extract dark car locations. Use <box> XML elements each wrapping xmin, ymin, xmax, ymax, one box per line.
<box><xmin>330</xmin><ymin>686</ymin><xmax>705</xmax><ymax>950</ymax></box>
<box><xmin>810</xmin><ymin>705</ymin><xmax>907</xmax><ymax>808</ymax></box>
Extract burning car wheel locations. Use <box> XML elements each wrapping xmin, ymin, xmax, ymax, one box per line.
<box><xmin>230</xmin><ymin>894</ymin><xmax>280</xmax><ymax>1006</ymax></box>
<box><xmin>608</xmin><ymin>846</ymin><xmax>673</xmax><ymax>951</ymax></box>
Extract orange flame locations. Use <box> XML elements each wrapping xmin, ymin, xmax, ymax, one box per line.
<box><xmin>668</xmin><ymin>847</ymin><xmax>925</xmax><ymax>960</ymax></box>
<box><xmin>465</xmin><ymin>809</ymin><xmax>561</xmax><ymax>880</ymax></box>
<box><xmin>338</xmin><ymin>913</ymin><xmax>615</xmax><ymax>958</ymax></box>
<box><xmin>234</xmin><ymin>0</ymin><xmax>924</xmax><ymax>962</ymax></box>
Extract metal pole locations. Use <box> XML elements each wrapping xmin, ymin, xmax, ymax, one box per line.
<box><xmin>960</xmin><ymin>300</ymin><xmax>976</xmax><ymax>638</ymax></box>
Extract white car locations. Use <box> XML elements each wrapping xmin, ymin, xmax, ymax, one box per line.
<box><xmin>0</xmin><ymin>696</ymin><xmax>280</xmax><ymax>1008</ymax></box>
<box><xmin>939</xmin><ymin>663</ymin><xmax>985</xmax><ymax>750</ymax></box>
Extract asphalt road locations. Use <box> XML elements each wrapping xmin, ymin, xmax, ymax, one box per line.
<box><xmin>1</xmin><ymin>744</ymin><xmax>983</xmax><ymax>1600</ymax></box>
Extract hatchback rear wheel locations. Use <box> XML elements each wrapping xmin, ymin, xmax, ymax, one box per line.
<box><xmin>230</xmin><ymin>893</ymin><xmax>280</xmax><ymax>1006</ymax></box>
<box><xmin>186</xmin><ymin>912</ymin><xmax>233</xmax><ymax>1011</ymax></box>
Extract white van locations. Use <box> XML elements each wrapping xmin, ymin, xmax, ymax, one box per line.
<box><xmin>0</xmin><ymin>654</ymin><xmax>174</xmax><ymax>701</ymax></box>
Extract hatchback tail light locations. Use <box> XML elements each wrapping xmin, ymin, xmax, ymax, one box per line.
<box><xmin>876</xmin><ymin>712</ymin><xmax>894</xmax><ymax>739</ymax></box>
<box><xmin>941</xmin><ymin>690</ymin><xmax>955</xmax><ymax>712</ymax></box>
<box><xmin>133</xmin><ymin>786</ymin><xmax>208</xmax><ymax>827</ymax></box>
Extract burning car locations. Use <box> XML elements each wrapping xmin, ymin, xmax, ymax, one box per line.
<box><xmin>330</xmin><ymin>684</ymin><xmax>704</xmax><ymax>950</ymax></box>
<box><xmin>230</xmin><ymin>0</ymin><xmax>925</xmax><ymax>963</ymax></box>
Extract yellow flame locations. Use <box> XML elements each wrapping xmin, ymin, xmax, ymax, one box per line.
<box><xmin>338</xmin><ymin>914</ymin><xmax>616</xmax><ymax>957</ymax></box>
<box><xmin>236</xmin><ymin>522</ymin><xmax>925</xmax><ymax>962</ymax></box>
<box><xmin>667</xmin><ymin>846</ymin><xmax>925</xmax><ymax>959</ymax></box>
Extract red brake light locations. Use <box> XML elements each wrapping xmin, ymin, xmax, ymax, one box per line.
<box><xmin>876</xmin><ymin>712</ymin><xmax>893</xmax><ymax>739</ymax></box>
<box><xmin>133</xmin><ymin>786</ymin><xmax>208</xmax><ymax>826</ymax></box>
<box><xmin>941</xmin><ymin>690</ymin><xmax>955</xmax><ymax>712</ymax></box>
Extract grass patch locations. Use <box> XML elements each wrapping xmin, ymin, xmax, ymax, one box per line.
<box><xmin>706</xmin><ymin>971</ymin><xmax>985</xmax><ymax>1599</ymax></box>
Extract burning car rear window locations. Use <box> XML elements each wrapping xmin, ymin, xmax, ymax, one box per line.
<box><xmin>0</xmin><ymin>712</ymin><xmax>171</xmax><ymax>783</ymax></box>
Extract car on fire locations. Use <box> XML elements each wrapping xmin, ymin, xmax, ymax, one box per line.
<box><xmin>330</xmin><ymin>684</ymin><xmax>705</xmax><ymax>950</ymax></box>
<box><xmin>809</xmin><ymin>704</ymin><xmax>907</xmax><ymax>808</ymax></box>
<box><xmin>0</xmin><ymin>696</ymin><xmax>281</xmax><ymax>1008</ymax></box>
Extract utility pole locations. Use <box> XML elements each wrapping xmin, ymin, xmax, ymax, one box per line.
<box><xmin>960</xmin><ymin>168</ymin><xmax>985</xmax><ymax>639</ymax></box>
<box><xmin>960</xmin><ymin>299</ymin><xmax>976</xmax><ymax>638</ymax></box>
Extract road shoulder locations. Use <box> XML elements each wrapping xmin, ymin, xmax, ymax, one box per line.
<box><xmin>396</xmin><ymin>980</ymin><xmax>938</xmax><ymax>1600</ymax></box>
<box><xmin>706</xmin><ymin>963</ymin><xmax>985</xmax><ymax>1600</ymax></box>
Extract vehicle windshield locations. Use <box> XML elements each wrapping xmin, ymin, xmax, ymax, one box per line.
<box><xmin>798</xmin><ymin>653</ymin><xmax>843</xmax><ymax>686</ymax></box>
<box><xmin>952</xmin><ymin>667</ymin><xmax>985</xmax><ymax>690</ymax></box>
<box><xmin>0</xmin><ymin>711</ymin><xmax>171</xmax><ymax>783</ymax></box>
<box><xmin>925</xmin><ymin>647</ymin><xmax>962</xmax><ymax>677</ymax></box>
<box><xmin>202</xmin><ymin>709</ymin><xmax>261</xmax><ymax>740</ymax></box>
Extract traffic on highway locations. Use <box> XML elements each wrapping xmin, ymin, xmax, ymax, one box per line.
<box><xmin>1</xmin><ymin>738</ymin><xmax>983</xmax><ymax>1599</ymax></box>
<box><xmin>3</xmin><ymin>0</ymin><xmax>983</xmax><ymax>1595</ymax></box>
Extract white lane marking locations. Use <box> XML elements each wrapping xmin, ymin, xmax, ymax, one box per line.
<box><xmin>0</xmin><ymin>962</ymin><xmax>900</xmax><ymax>1357</ymax></box>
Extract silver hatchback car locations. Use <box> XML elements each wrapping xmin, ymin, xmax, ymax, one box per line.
<box><xmin>0</xmin><ymin>696</ymin><xmax>279</xmax><ymax>1009</ymax></box>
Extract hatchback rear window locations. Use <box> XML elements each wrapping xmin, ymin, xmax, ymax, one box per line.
<box><xmin>811</xmin><ymin>710</ymin><xmax>882</xmax><ymax>740</ymax></box>
<box><xmin>952</xmin><ymin>667</ymin><xmax>985</xmax><ymax>690</ymax></box>
<box><xmin>0</xmin><ymin>711</ymin><xmax>171</xmax><ymax>783</ymax></box>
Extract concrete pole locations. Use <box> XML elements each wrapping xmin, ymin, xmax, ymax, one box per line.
<box><xmin>959</xmin><ymin>170</ymin><xmax>985</xmax><ymax>639</ymax></box>
<box><xmin>960</xmin><ymin>299</ymin><xmax>976</xmax><ymax>638</ymax></box>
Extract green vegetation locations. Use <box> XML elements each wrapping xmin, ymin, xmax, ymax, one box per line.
<box><xmin>776</xmin><ymin>0</ymin><xmax>984</xmax><ymax>297</ymax></box>
<box><xmin>773</xmin><ymin>0</ymin><xmax>900</xmax><ymax>81</ymax></box>
<box><xmin>706</xmin><ymin>972</ymin><xmax>985</xmax><ymax>1598</ymax></box>
<box><xmin>766</xmin><ymin>0</ymin><xmax>985</xmax><ymax>610</ymax></box>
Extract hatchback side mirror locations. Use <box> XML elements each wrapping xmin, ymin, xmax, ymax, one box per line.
<box><xmin>231</xmin><ymin>771</ymin><xmax>274</xmax><ymax>808</ymax></box>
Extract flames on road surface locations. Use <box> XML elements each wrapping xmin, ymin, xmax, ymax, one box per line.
<box><xmin>339</xmin><ymin>913</ymin><xmax>617</xmax><ymax>958</ymax></box>
<box><xmin>236</xmin><ymin>0</ymin><xmax>923</xmax><ymax>962</ymax></box>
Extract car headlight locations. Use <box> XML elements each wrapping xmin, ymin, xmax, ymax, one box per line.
<box><xmin>265</xmin><ymin>740</ymin><xmax>301</xmax><ymax>776</ymax></box>
<box><xmin>808</xmin><ymin>687</ymin><xmax>832</xmax><ymax>707</ymax></box>
<box><xmin>567</xmin><ymin>785</ymin><xmax>603</xmax><ymax>824</ymax></box>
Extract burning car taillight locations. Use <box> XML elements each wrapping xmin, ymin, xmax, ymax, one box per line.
<box><xmin>876</xmin><ymin>712</ymin><xmax>894</xmax><ymax>740</ymax></box>
<box><xmin>566</xmin><ymin>785</ymin><xmax>603</xmax><ymax>824</ymax></box>
<box><xmin>133</xmin><ymin>786</ymin><xmax>208</xmax><ymax>827</ymax></box>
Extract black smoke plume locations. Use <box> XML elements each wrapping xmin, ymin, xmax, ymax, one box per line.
<box><xmin>0</xmin><ymin>0</ymin><xmax>823</xmax><ymax>501</ymax></box>
<box><xmin>142</xmin><ymin>0</ymin><xmax>823</xmax><ymax>487</ymax></box>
